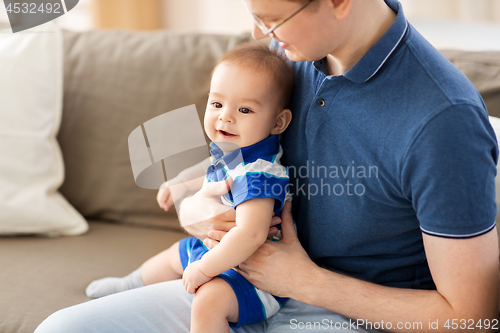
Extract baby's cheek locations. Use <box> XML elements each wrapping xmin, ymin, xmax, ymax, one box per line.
<box><xmin>203</xmin><ymin>115</ymin><xmax>214</xmax><ymax>138</ymax></box>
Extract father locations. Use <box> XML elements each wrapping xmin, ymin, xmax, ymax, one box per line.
<box><xmin>36</xmin><ymin>0</ymin><xmax>499</xmax><ymax>332</ymax></box>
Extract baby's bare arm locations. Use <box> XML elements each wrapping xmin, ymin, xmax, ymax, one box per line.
<box><xmin>157</xmin><ymin>157</ymin><xmax>212</xmax><ymax>211</ymax></box>
<box><xmin>197</xmin><ymin>197</ymin><xmax>275</xmax><ymax>277</ymax></box>
<box><xmin>168</xmin><ymin>156</ymin><xmax>212</xmax><ymax>192</ymax></box>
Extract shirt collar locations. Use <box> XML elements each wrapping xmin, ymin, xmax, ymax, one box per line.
<box><xmin>209</xmin><ymin>135</ymin><xmax>280</xmax><ymax>168</ymax></box>
<box><xmin>314</xmin><ymin>0</ymin><xmax>408</xmax><ymax>83</ymax></box>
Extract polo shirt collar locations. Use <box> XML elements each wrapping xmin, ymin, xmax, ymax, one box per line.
<box><xmin>209</xmin><ymin>134</ymin><xmax>280</xmax><ymax>168</ymax></box>
<box><xmin>314</xmin><ymin>0</ymin><xmax>408</xmax><ymax>83</ymax></box>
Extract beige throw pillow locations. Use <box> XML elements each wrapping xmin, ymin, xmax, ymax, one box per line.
<box><xmin>0</xmin><ymin>22</ymin><xmax>88</xmax><ymax>236</ymax></box>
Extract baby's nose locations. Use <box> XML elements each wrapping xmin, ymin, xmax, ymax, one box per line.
<box><xmin>219</xmin><ymin>110</ymin><xmax>234</xmax><ymax>123</ymax></box>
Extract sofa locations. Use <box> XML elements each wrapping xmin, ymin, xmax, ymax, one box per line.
<box><xmin>0</xmin><ymin>26</ymin><xmax>499</xmax><ymax>333</ymax></box>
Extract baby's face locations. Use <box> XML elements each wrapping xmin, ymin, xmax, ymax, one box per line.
<box><xmin>204</xmin><ymin>62</ymin><xmax>280</xmax><ymax>151</ymax></box>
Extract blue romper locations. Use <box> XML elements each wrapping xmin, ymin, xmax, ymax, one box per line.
<box><xmin>179</xmin><ymin>134</ymin><xmax>290</xmax><ymax>329</ymax></box>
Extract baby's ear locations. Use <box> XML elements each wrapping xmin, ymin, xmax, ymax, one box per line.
<box><xmin>271</xmin><ymin>109</ymin><xmax>292</xmax><ymax>135</ymax></box>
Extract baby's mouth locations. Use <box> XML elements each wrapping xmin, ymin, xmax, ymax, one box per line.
<box><xmin>219</xmin><ymin>130</ymin><xmax>236</xmax><ymax>137</ymax></box>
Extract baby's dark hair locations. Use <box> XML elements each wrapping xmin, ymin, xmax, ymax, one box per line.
<box><xmin>212</xmin><ymin>43</ymin><xmax>295</xmax><ymax>110</ymax></box>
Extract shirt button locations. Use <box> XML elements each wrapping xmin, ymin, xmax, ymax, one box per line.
<box><xmin>317</xmin><ymin>99</ymin><xmax>325</xmax><ymax>107</ymax></box>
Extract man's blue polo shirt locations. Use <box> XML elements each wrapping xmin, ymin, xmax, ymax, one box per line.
<box><xmin>279</xmin><ymin>0</ymin><xmax>498</xmax><ymax>289</ymax></box>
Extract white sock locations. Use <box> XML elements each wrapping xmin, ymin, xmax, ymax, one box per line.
<box><xmin>85</xmin><ymin>268</ymin><xmax>144</xmax><ymax>299</ymax></box>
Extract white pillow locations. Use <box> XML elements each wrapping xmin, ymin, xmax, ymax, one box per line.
<box><xmin>0</xmin><ymin>22</ymin><xmax>88</xmax><ymax>236</ymax></box>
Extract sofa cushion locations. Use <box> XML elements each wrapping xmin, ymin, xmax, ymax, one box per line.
<box><xmin>0</xmin><ymin>220</ymin><xmax>186</xmax><ymax>332</ymax></box>
<box><xmin>441</xmin><ymin>50</ymin><xmax>500</xmax><ymax>118</ymax></box>
<box><xmin>0</xmin><ymin>22</ymin><xmax>87</xmax><ymax>236</ymax></box>
<box><xmin>58</xmin><ymin>30</ymin><xmax>252</xmax><ymax>230</ymax></box>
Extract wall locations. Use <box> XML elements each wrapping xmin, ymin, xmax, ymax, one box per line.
<box><xmin>162</xmin><ymin>0</ymin><xmax>252</xmax><ymax>34</ymax></box>
<box><xmin>399</xmin><ymin>0</ymin><xmax>500</xmax><ymax>22</ymax></box>
<box><xmin>161</xmin><ymin>0</ymin><xmax>500</xmax><ymax>33</ymax></box>
<box><xmin>1</xmin><ymin>0</ymin><xmax>499</xmax><ymax>38</ymax></box>
<box><xmin>92</xmin><ymin>0</ymin><xmax>162</xmax><ymax>30</ymax></box>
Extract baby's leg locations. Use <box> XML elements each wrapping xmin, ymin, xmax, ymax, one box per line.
<box><xmin>86</xmin><ymin>241</ymin><xmax>183</xmax><ymax>299</ymax></box>
<box><xmin>140</xmin><ymin>241</ymin><xmax>183</xmax><ymax>284</ymax></box>
<box><xmin>190</xmin><ymin>277</ymin><xmax>239</xmax><ymax>333</ymax></box>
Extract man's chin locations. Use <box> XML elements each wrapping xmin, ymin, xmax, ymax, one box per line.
<box><xmin>284</xmin><ymin>49</ymin><xmax>318</xmax><ymax>63</ymax></box>
<box><xmin>283</xmin><ymin>49</ymin><xmax>302</xmax><ymax>62</ymax></box>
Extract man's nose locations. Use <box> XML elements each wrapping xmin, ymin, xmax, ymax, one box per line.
<box><xmin>251</xmin><ymin>24</ymin><xmax>269</xmax><ymax>40</ymax></box>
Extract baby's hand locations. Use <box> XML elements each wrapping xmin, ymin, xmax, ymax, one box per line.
<box><xmin>157</xmin><ymin>182</ymin><xmax>174</xmax><ymax>211</ymax></box>
<box><xmin>182</xmin><ymin>261</ymin><xmax>212</xmax><ymax>294</ymax></box>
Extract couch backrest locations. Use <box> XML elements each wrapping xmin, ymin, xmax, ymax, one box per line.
<box><xmin>440</xmin><ymin>50</ymin><xmax>500</xmax><ymax>118</ymax></box>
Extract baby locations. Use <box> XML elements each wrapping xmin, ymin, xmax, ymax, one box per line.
<box><xmin>86</xmin><ymin>43</ymin><xmax>294</xmax><ymax>332</ymax></box>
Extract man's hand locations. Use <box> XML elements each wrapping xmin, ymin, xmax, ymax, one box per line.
<box><xmin>203</xmin><ymin>214</ymin><xmax>282</xmax><ymax>249</ymax></box>
<box><xmin>182</xmin><ymin>261</ymin><xmax>213</xmax><ymax>294</ymax></box>
<box><xmin>179</xmin><ymin>178</ymin><xmax>236</xmax><ymax>241</ymax></box>
<box><xmin>179</xmin><ymin>177</ymin><xmax>283</xmax><ymax>247</ymax></box>
<box><xmin>235</xmin><ymin>201</ymin><xmax>317</xmax><ymax>298</ymax></box>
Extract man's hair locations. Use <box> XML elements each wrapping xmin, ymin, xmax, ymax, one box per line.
<box><xmin>212</xmin><ymin>43</ymin><xmax>295</xmax><ymax>110</ymax></box>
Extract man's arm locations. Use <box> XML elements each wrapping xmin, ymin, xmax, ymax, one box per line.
<box><xmin>237</xmin><ymin>203</ymin><xmax>499</xmax><ymax>333</ymax></box>
<box><xmin>302</xmin><ymin>231</ymin><xmax>499</xmax><ymax>333</ymax></box>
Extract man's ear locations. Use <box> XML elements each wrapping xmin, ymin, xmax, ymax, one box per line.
<box><xmin>330</xmin><ymin>0</ymin><xmax>352</xmax><ymax>20</ymax></box>
<box><xmin>271</xmin><ymin>109</ymin><xmax>292</xmax><ymax>135</ymax></box>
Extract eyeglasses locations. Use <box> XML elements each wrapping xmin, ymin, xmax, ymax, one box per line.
<box><xmin>242</xmin><ymin>0</ymin><xmax>314</xmax><ymax>38</ymax></box>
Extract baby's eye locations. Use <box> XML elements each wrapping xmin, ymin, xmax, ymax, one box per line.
<box><xmin>239</xmin><ymin>108</ymin><xmax>252</xmax><ymax>114</ymax></box>
<box><xmin>211</xmin><ymin>102</ymin><xmax>222</xmax><ymax>108</ymax></box>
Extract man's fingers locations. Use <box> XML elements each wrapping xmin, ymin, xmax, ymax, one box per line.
<box><xmin>267</xmin><ymin>226</ymin><xmax>278</xmax><ymax>239</ymax></box>
<box><xmin>224</xmin><ymin>177</ymin><xmax>233</xmax><ymax>192</ymax></box>
<box><xmin>207</xmin><ymin>230</ymin><xmax>227</xmax><ymax>241</ymax></box>
<box><xmin>271</xmin><ymin>216</ymin><xmax>281</xmax><ymax>226</ymax></box>
<box><xmin>234</xmin><ymin>266</ymin><xmax>248</xmax><ymax>278</ymax></box>
<box><xmin>215</xmin><ymin>209</ymin><xmax>236</xmax><ymax>227</ymax></box>
<box><xmin>203</xmin><ymin>238</ymin><xmax>220</xmax><ymax>249</ymax></box>
<box><xmin>280</xmin><ymin>201</ymin><xmax>297</xmax><ymax>242</ymax></box>
<box><xmin>202</xmin><ymin>177</ymin><xmax>233</xmax><ymax>196</ymax></box>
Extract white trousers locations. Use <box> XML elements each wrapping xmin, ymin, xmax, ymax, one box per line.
<box><xmin>35</xmin><ymin>279</ymin><xmax>385</xmax><ymax>333</ymax></box>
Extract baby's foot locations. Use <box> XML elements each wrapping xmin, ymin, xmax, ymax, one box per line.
<box><xmin>85</xmin><ymin>269</ymin><xmax>144</xmax><ymax>298</ymax></box>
